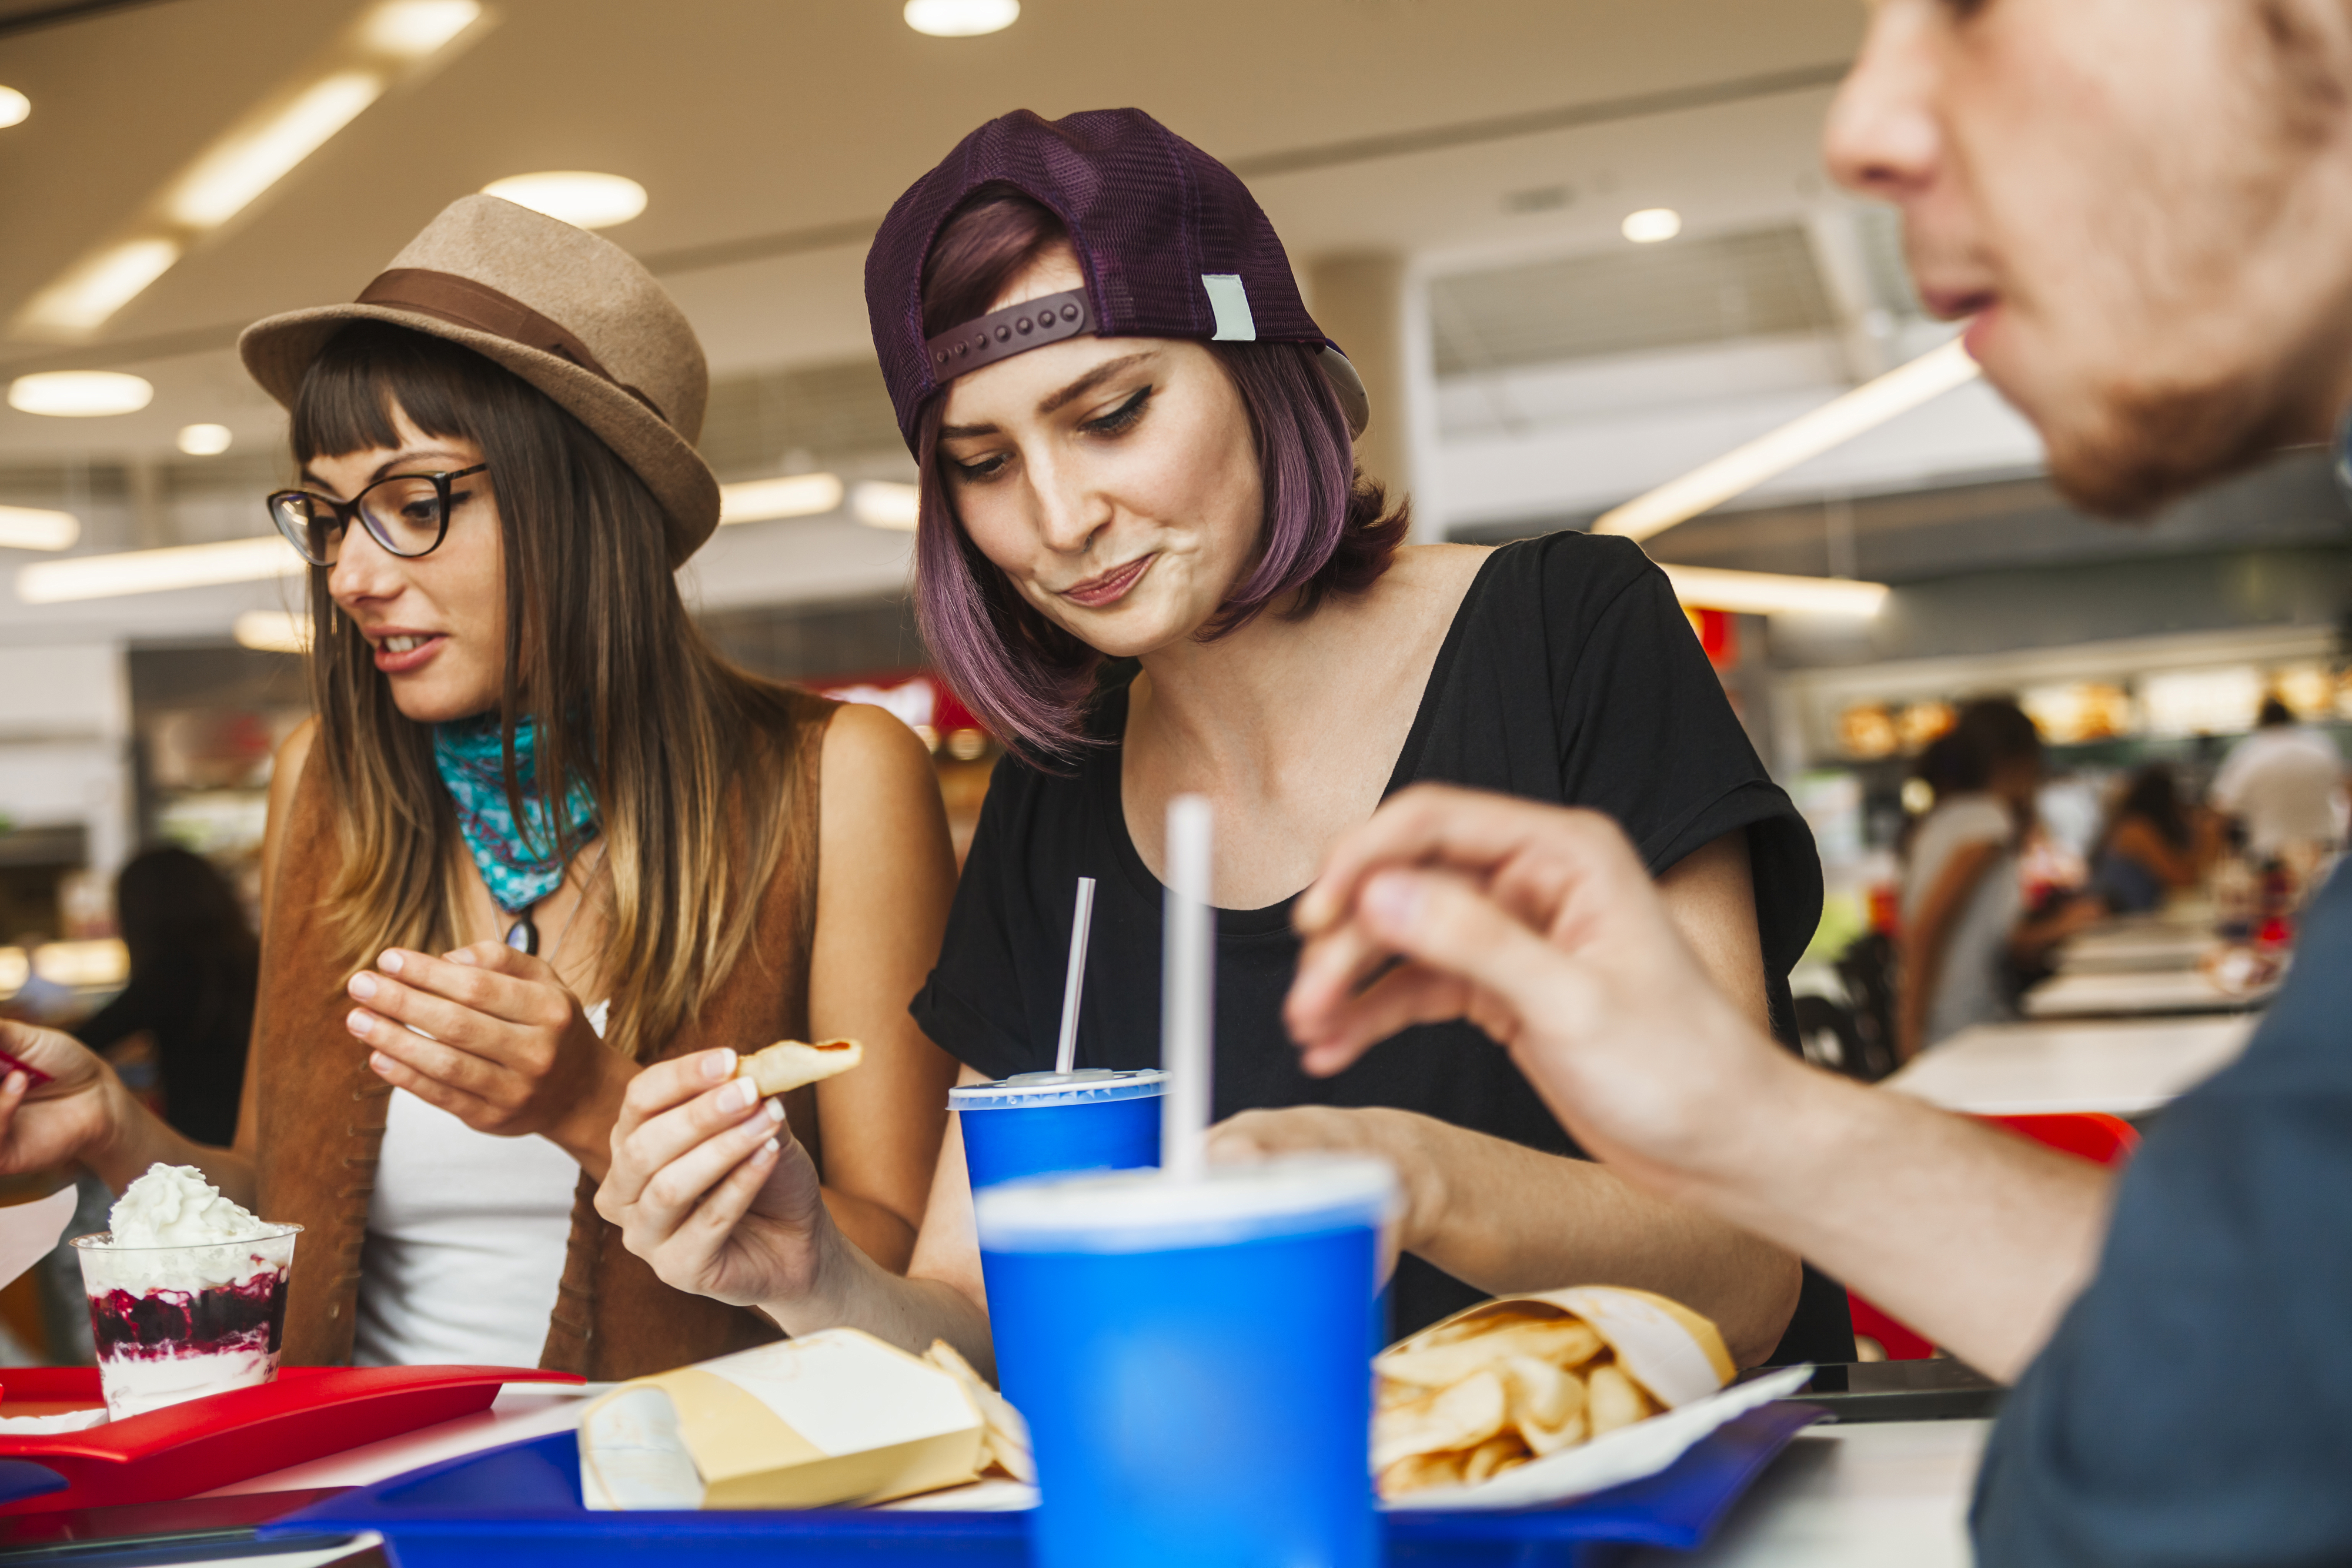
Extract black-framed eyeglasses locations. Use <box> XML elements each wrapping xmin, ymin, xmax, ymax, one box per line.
<box><xmin>265</xmin><ymin>464</ymin><xmax>488</xmax><ymax>567</ymax></box>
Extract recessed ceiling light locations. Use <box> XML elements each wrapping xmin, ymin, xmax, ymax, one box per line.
<box><xmin>905</xmin><ymin>0</ymin><xmax>1019</xmax><ymax>37</ymax></box>
<box><xmin>16</xmin><ymin>239</ymin><xmax>183</xmax><ymax>336</ymax></box>
<box><xmin>719</xmin><ymin>473</ymin><xmax>843</xmax><ymax>525</ymax></box>
<box><xmin>851</xmin><ymin>481</ymin><xmax>920</xmax><ymax>531</ymax></box>
<box><xmin>0</xmin><ymin>87</ymin><xmax>28</xmax><ymax>130</ymax></box>
<box><xmin>7</xmin><ymin>371</ymin><xmax>155</xmax><ymax>417</ymax></box>
<box><xmin>0</xmin><ymin>507</ymin><xmax>79</xmax><ymax>551</ymax></box>
<box><xmin>363</xmin><ymin>0</ymin><xmax>481</xmax><ymax>58</ymax></box>
<box><xmin>1621</xmin><ymin>208</ymin><xmax>1682</xmax><ymax>244</ymax></box>
<box><xmin>482</xmin><ymin>171</ymin><xmax>647</xmax><ymax>230</ymax></box>
<box><xmin>178</xmin><ymin>423</ymin><xmax>235</xmax><ymax>456</ymax></box>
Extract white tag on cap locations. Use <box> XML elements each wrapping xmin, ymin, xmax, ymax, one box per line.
<box><xmin>1201</xmin><ymin>274</ymin><xmax>1257</xmax><ymax>341</ymax></box>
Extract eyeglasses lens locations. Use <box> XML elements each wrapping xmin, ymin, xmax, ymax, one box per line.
<box><xmin>359</xmin><ymin>476</ymin><xmax>451</xmax><ymax>558</ymax></box>
<box><xmin>272</xmin><ymin>493</ymin><xmax>343</xmax><ymax>566</ymax></box>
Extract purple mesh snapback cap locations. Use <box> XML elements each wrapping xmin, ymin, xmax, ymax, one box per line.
<box><xmin>865</xmin><ymin>108</ymin><xmax>1369</xmax><ymax>454</ymax></box>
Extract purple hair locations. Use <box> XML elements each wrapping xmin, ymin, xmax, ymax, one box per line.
<box><xmin>913</xmin><ymin>190</ymin><xmax>1409</xmax><ymax>765</ymax></box>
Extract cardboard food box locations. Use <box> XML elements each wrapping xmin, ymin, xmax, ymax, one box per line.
<box><xmin>578</xmin><ymin>1329</ymin><xmax>988</xmax><ymax>1510</ymax></box>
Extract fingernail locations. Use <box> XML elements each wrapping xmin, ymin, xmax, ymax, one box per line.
<box><xmin>349</xmin><ymin>973</ymin><xmax>378</xmax><ymax>1000</ymax></box>
<box><xmin>703</xmin><ymin>1049</ymin><xmax>737</xmax><ymax>1083</ymax></box>
<box><xmin>369</xmin><ymin>1052</ymin><xmax>393</xmax><ymax>1074</ymax></box>
<box><xmin>3</xmin><ymin>1071</ymin><xmax>22</xmax><ymax>1095</ymax></box>
<box><xmin>347</xmin><ymin>1010</ymin><xmax>373</xmax><ymax>1038</ymax></box>
<box><xmin>765</xmin><ymin>1097</ymin><xmax>785</xmax><ymax>1124</ymax></box>
<box><xmin>379</xmin><ymin>950</ymin><xmax>405</xmax><ymax>974</ymax></box>
<box><xmin>760</xmin><ymin>1138</ymin><xmax>780</xmax><ymax>1159</ymax></box>
<box><xmin>450</xmin><ymin>948</ymin><xmax>477</xmax><ymax>967</ymax></box>
<box><xmin>1364</xmin><ymin>871</ymin><xmax>1423</xmax><ymax>934</ymax></box>
<box><xmin>718</xmin><ymin>1077</ymin><xmax>755</xmax><ymax>1113</ymax></box>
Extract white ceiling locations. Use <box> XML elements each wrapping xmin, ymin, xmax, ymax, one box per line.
<box><xmin>0</xmin><ymin>0</ymin><xmax>1864</xmax><ymax>458</ymax></box>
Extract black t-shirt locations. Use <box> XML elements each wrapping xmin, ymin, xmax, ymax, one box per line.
<box><xmin>914</xmin><ymin>531</ymin><xmax>1843</xmax><ymax>1353</ymax></box>
<box><xmin>1971</xmin><ymin>861</ymin><xmax>2352</xmax><ymax>1563</ymax></box>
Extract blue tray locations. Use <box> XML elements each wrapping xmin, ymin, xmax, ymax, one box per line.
<box><xmin>270</xmin><ymin>1402</ymin><xmax>1822</xmax><ymax>1567</ymax></box>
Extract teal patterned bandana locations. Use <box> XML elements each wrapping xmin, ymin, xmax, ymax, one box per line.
<box><xmin>432</xmin><ymin>713</ymin><xmax>599</xmax><ymax>915</ymax></box>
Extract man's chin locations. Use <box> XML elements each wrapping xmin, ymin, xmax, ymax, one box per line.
<box><xmin>2039</xmin><ymin>384</ymin><xmax>2300</xmax><ymax>521</ymax></box>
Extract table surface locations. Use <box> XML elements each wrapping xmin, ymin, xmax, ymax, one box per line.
<box><xmin>2022</xmin><ymin>965</ymin><xmax>2268</xmax><ymax>1019</ymax></box>
<box><xmin>2056</xmin><ymin>927</ymin><xmax>2219</xmax><ymax>975</ymax></box>
<box><xmin>1885</xmin><ymin>1014</ymin><xmax>2259</xmax><ymax>1115</ymax></box>
<box><xmin>168</xmin><ymin>1388</ymin><xmax>1988</xmax><ymax>1567</ymax></box>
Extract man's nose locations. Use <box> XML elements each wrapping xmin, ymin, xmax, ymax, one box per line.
<box><xmin>1823</xmin><ymin>0</ymin><xmax>1944</xmax><ymax>202</ymax></box>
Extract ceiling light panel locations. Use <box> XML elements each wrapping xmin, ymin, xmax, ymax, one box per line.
<box><xmin>177</xmin><ymin>423</ymin><xmax>234</xmax><ymax>456</ymax></box>
<box><xmin>905</xmin><ymin>0</ymin><xmax>1020</xmax><ymax>36</ymax></box>
<box><xmin>482</xmin><ymin>172</ymin><xmax>647</xmax><ymax>230</ymax></box>
<box><xmin>1621</xmin><ymin>208</ymin><xmax>1683</xmax><ymax>244</ymax></box>
<box><xmin>851</xmin><ymin>481</ymin><xmax>920</xmax><ymax>531</ymax></box>
<box><xmin>17</xmin><ymin>536</ymin><xmax>305</xmax><ymax>603</ymax></box>
<box><xmin>8</xmin><ymin>7</ymin><xmax>493</xmax><ymax>341</ymax></box>
<box><xmin>0</xmin><ymin>507</ymin><xmax>80</xmax><ymax>551</ymax></box>
<box><xmin>719</xmin><ymin>473</ymin><xmax>844</xmax><ymax>525</ymax></box>
<box><xmin>168</xmin><ymin>71</ymin><xmax>386</xmax><ymax>230</ymax></box>
<box><xmin>0</xmin><ymin>86</ymin><xmax>28</xmax><ymax>129</ymax></box>
<box><xmin>234</xmin><ymin>610</ymin><xmax>310</xmax><ymax>653</ymax></box>
<box><xmin>7</xmin><ymin>371</ymin><xmax>155</xmax><ymax>417</ymax></box>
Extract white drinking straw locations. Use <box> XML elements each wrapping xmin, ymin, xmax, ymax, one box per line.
<box><xmin>1053</xmin><ymin>876</ymin><xmax>1098</xmax><ymax>1077</ymax></box>
<box><xmin>1161</xmin><ymin>795</ymin><xmax>1214</xmax><ymax>1180</ymax></box>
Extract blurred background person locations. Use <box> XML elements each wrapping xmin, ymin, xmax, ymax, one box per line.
<box><xmin>74</xmin><ymin>847</ymin><xmax>256</xmax><ymax>1148</ymax></box>
<box><xmin>2089</xmin><ymin>764</ymin><xmax>2215</xmax><ymax>915</ymax></box>
<box><xmin>2210</xmin><ymin>696</ymin><xmax>2344</xmax><ymax>858</ymax></box>
<box><xmin>1897</xmin><ymin>698</ymin><xmax>2099</xmax><ymax>1058</ymax></box>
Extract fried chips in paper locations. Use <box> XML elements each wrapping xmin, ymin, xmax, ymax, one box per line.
<box><xmin>1371</xmin><ymin>1287</ymin><xmax>1735</xmax><ymax>1502</ymax></box>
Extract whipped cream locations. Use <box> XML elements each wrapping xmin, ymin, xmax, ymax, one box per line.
<box><xmin>108</xmin><ymin>1164</ymin><xmax>268</xmax><ymax>1247</ymax></box>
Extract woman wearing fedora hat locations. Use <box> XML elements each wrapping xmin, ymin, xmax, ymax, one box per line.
<box><xmin>0</xmin><ymin>196</ymin><xmax>960</xmax><ymax>1378</ymax></box>
<box><xmin>599</xmin><ymin>109</ymin><xmax>1850</xmax><ymax>1375</ymax></box>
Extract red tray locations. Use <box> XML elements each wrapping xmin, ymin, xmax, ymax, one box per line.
<box><xmin>0</xmin><ymin>1365</ymin><xmax>582</xmax><ymax>1514</ymax></box>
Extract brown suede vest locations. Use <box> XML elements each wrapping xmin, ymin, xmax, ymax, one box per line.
<box><xmin>253</xmin><ymin>690</ymin><xmax>836</xmax><ymax>1378</ymax></box>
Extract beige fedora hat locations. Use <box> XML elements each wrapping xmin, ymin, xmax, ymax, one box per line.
<box><xmin>240</xmin><ymin>195</ymin><xmax>721</xmax><ymax>566</ymax></box>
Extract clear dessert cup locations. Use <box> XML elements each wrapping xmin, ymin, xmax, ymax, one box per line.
<box><xmin>71</xmin><ymin>1223</ymin><xmax>300</xmax><ymax>1420</ymax></box>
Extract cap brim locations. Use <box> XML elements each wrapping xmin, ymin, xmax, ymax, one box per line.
<box><xmin>239</xmin><ymin>305</ymin><xmax>721</xmax><ymax>568</ymax></box>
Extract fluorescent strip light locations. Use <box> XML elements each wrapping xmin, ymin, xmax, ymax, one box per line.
<box><xmin>1661</xmin><ymin>564</ymin><xmax>1889</xmax><ymax>619</ymax></box>
<box><xmin>169</xmin><ymin>71</ymin><xmax>385</xmax><ymax>230</ymax></box>
<box><xmin>482</xmin><ymin>171</ymin><xmax>646</xmax><ymax>230</ymax></box>
<box><xmin>0</xmin><ymin>507</ymin><xmax>81</xmax><ymax>551</ymax></box>
<box><xmin>18</xmin><ymin>536</ymin><xmax>304</xmax><ymax>604</ymax></box>
<box><xmin>15</xmin><ymin>240</ymin><xmax>183</xmax><ymax>336</ymax></box>
<box><xmin>364</xmin><ymin>0</ymin><xmax>481</xmax><ymax>56</ymax></box>
<box><xmin>235</xmin><ymin>609</ymin><xmax>310</xmax><ymax>652</ymax></box>
<box><xmin>905</xmin><ymin>0</ymin><xmax>1020</xmax><ymax>36</ymax></box>
<box><xmin>720</xmin><ymin>473</ymin><xmax>843</xmax><ymax>525</ymax></box>
<box><xmin>851</xmin><ymin>480</ymin><xmax>920</xmax><ymax>531</ymax></box>
<box><xmin>1595</xmin><ymin>336</ymin><xmax>1981</xmax><ymax>543</ymax></box>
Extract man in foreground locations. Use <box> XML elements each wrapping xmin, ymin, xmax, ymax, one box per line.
<box><xmin>1285</xmin><ymin>1</ymin><xmax>2352</xmax><ymax>1560</ymax></box>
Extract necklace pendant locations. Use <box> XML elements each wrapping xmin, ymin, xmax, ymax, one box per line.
<box><xmin>505</xmin><ymin>913</ymin><xmax>539</xmax><ymax>956</ymax></box>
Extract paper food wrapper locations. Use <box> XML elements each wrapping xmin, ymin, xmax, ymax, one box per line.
<box><xmin>578</xmin><ymin>1329</ymin><xmax>988</xmax><ymax>1510</ymax></box>
<box><xmin>1377</xmin><ymin>1285</ymin><xmax>1811</xmax><ymax>1512</ymax></box>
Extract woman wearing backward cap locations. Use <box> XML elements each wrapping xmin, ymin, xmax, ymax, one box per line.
<box><xmin>0</xmin><ymin>197</ymin><xmax>961</xmax><ymax>1378</ymax></box>
<box><xmin>601</xmin><ymin>109</ymin><xmax>1846</xmax><ymax>1370</ymax></box>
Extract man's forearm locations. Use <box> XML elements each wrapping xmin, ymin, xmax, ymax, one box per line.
<box><xmin>1396</xmin><ymin>1113</ymin><xmax>1802</xmax><ymax>1368</ymax></box>
<box><xmin>1676</xmin><ymin>1055</ymin><xmax>2113</xmax><ymax>1379</ymax></box>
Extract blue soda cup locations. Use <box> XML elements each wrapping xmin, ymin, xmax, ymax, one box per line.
<box><xmin>950</xmin><ymin>1069</ymin><xmax>1167</xmax><ymax>1191</ymax></box>
<box><xmin>975</xmin><ymin>1155</ymin><xmax>1396</xmax><ymax>1568</ymax></box>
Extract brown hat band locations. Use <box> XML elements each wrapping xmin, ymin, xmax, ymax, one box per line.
<box><xmin>355</xmin><ymin>268</ymin><xmax>669</xmax><ymax>424</ymax></box>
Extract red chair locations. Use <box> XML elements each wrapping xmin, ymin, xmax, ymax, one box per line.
<box><xmin>1846</xmin><ymin>1112</ymin><xmax>2140</xmax><ymax>1361</ymax></box>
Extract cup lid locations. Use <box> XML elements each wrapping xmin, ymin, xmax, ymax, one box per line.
<box><xmin>948</xmin><ymin>1067</ymin><xmax>1168</xmax><ymax>1109</ymax></box>
<box><xmin>975</xmin><ymin>1154</ymin><xmax>1396</xmax><ymax>1253</ymax></box>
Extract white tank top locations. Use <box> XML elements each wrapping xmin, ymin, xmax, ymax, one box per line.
<box><xmin>352</xmin><ymin>1001</ymin><xmax>606</xmax><ymax>1368</ymax></box>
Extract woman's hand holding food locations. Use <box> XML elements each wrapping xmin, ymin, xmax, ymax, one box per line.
<box><xmin>348</xmin><ymin>941</ymin><xmax>631</xmax><ymax>1175</ymax></box>
<box><xmin>595</xmin><ymin>1048</ymin><xmax>836</xmax><ymax>1312</ymax></box>
<box><xmin>0</xmin><ymin>1021</ymin><xmax>132</xmax><ymax>1179</ymax></box>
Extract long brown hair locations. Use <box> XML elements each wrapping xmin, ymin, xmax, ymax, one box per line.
<box><xmin>290</xmin><ymin>321</ymin><xmax>816</xmax><ymax>1061</ymax></box>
